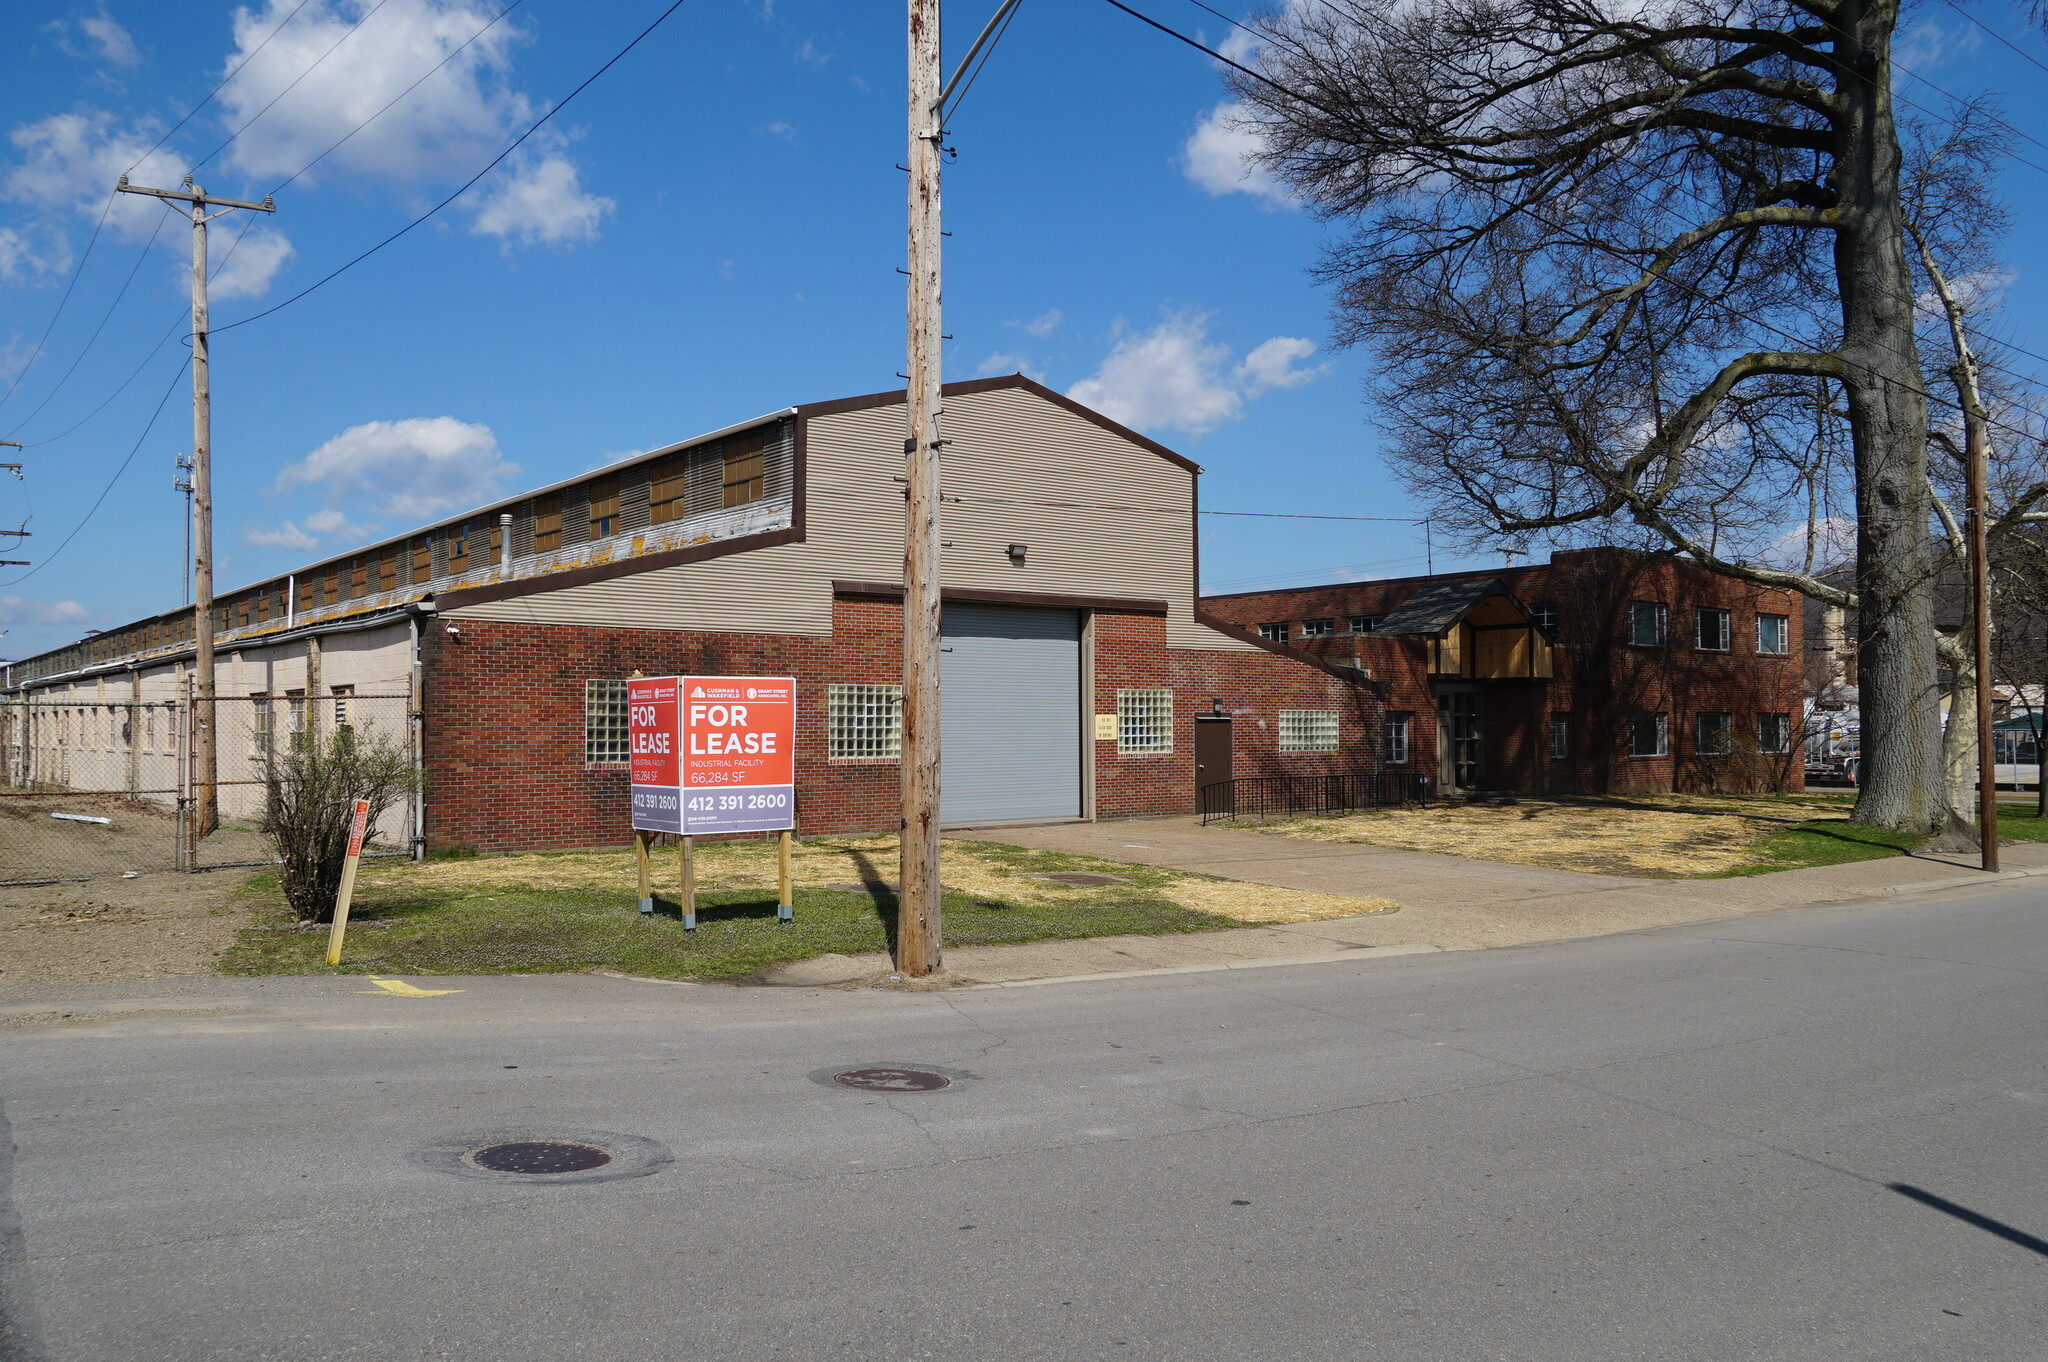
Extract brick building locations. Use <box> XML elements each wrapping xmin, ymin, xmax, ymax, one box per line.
<box><xmin>5</xmin><ymin>376</ymin><xmax>1389</xmax><ymax>852</ymax></box>
<box><xmin>1202</xmin><ymin>548</ymin><xmax>1807</xmax><ymax>796</ymax></box>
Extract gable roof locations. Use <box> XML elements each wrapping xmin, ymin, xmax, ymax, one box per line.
<box><xmin>1372</xmin><ymin>577</ymin><xmax>1515</xmax><ymax>637</ymax></box>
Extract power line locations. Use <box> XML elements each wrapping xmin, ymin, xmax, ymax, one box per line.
<box><xmin>188</xmin><ymin>0</ymin><xmax>396</xmax><ymax>177</ymax></box>
<box><xmin>0</xmin><ymin>357</ymin><xmax>190</xmax><ymax>590</ymax></box>
<box><xmin>1942</xmin><ymin>0</ymin><xmax>2048</xmax><ymax>77</ymax></box>
<box><xmin>121</xmin><ymin>0</ymin><xmax>321</xmax><ymax>177</ymax></box>
<box><xmin>212</xmin><ymin>0</ymin><xmax>693</xmax><ymax>339</ymax></box>
<box><xmin>1098</xmin><ymin>0</ymin><xmax>2048</xmax><ymax>451</ymax></box>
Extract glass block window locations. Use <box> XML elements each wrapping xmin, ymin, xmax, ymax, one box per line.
<box><xmin>1258</xmin><ymin>622</ymin><xmax>1289</xmax><ymax>643</ymax></box>
<box><xmin>828</xmin><ymin>684</ymin><xmax>903</xmax><ymax>759</ymax></box>
<box><xmin>1696</xmin><ymin>711</ymin><xmax>1732</xmax><ymax>754</ymax></box>
<box><xmin>1629</xmin><ymin>601</ymin><xmax>1667</xmax><ymax>647</ymax></box>
<box><xmin>1279</xmin><ymin>709</ymin><xmax>1339</xmax><ymax>752</ymax></box>
<box><xmin>1386</xmin><ymin>711</ymin><xmax>1411</xmax><ymax>764</ymax></box>
<box><xmin>1757</xmin><ymin>713</ymin><xmax>1791</xmax><ymax>753</ymax></box>
<box><xmin>1630</xmin><ymin>711</ymin><xmax>1668</xmax><ymax>757</ymax></box>
<box><xmin>1302</xmin><ymin>618</ymin><xmax>1334</xmax><ymax>637</ymax></box>
<box><xmin>584</xmin><ymin>679</ymin><xmax>629</xmax><ymax>764</ymax></box>
<box><xmin>1118</xmin><ymin>688</ymin><xmax>1174</xmax><ymax>754</ymax></box>
<box><xmin>1696</xmin><ymin>607</ymin><xmax>1731</xmax><ymax>651</ymax></box>
<box><xmin>1757</xmin><ymin>613</ymin><xmax>1790</xmax><ymax>655</ymax></box>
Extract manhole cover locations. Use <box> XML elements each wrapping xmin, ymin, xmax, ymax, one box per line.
<box><xmin>1035</xmin><ymin>872</ymin><xmax>1129</xmax><ymax>886</ymax></box>
<box><xmin>463</xmin><ymin>1140</ymin><xmax>614</xmax><ymax>1175</ymax></box>
<box><xmin>412</xmin><ymin>1128</ymin><xmax>672</xmax><ymax>1183</ymax></box>
<box><xmin>832</xmin><ymin>1066</ymin><xmax>952</xmax><ymax>1092</ymax></box>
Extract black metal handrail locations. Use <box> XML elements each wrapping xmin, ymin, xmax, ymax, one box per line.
<box><xmin>1197</xmin><ymin>771</ymin><xmax>1429</xmax><ymax>824</ymax></box>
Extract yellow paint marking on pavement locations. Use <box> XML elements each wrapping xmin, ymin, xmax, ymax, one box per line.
<box><xmin>356</xmin><ymin>979</ymin><xmax>465</xmax><ymax>997</ymax></box>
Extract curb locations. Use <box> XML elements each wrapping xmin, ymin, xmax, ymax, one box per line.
<box><xmin>961</xmin><ymin>942</ymin><xmax>1441</xmax><ymax>990</ymax></box>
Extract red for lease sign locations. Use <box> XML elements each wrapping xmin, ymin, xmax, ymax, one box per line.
<box><xmin>629</xmin><ymin>675</ymin><xmax>795</xmax><ymax>835</ymax></box>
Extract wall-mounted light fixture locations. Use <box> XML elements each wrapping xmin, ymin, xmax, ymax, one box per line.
<box><xmin>1211</xmin><ymin>698</ymin><xmax>1224</xmax><ymax>716</ymax></box>
<box><xmin>1006</xmin><ymin>543</ymin><xmax>1027</xmax><ymax>564</ymax></box>
<box><xmin>444</xmin><ymin>624</ymin><xmax>462</xmax><ymax>638</ymax></box>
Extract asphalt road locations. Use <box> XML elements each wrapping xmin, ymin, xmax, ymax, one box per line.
<box><xmin>5</xmin><ymin>882</ymin><xmax>2046</xmax><ymax>1361</ymax></box>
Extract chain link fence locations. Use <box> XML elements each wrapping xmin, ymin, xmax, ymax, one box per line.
<box><xmin>1</xmin><ymin>691</ymin><xmax>417</xmax><ymax>886</ymax></box>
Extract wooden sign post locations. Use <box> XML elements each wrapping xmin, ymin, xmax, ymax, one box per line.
<box><xmin>325</xmin><ymin>798</ymin><xmax>373</xmax><ymax>967</ymax></box>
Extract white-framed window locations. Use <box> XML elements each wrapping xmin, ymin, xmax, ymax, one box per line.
<box><xmin>1629</xmin><ymin>601</ymin><xmax>1667</xmax><ymax>647</ymax></box>
<box><xmin>250</xmin><ymin>694</ymin><xmax>271</xmax><ymax>756</ymax></box>
<box><xmin>1117</xmin><ymin>688</ymin><xmax>1174</xmax><ymax>754</ymax></box>
<box><xmin>1549</xmin><ymin>713</ymin><xmax>1569</xmax><ymax>759</ymax></box>
<box><xmin>1757</xmin><ymin>613</ymin><xmax>1790</xmax><ymax>655</ymax></box>
<box><xmin>1302</xmin><ymin>618</ymin><xmax>1334</xmax><ymax>637</ymax></box>
<box><xmin>1696</xmin><ymin>711</ymin><xmax>1733</xmax><ymax>754</ymax></box>
<box><xmin>1258</xmin><ymin>622</ymin><xmax>1290</xmax><ymax>643</ymax></box>
<box><xmin>1695</xmin><ymin>607</ymin><xmax>1731</xmax><ymax>652</ymax></box>
<box><xmin>1530</xmin><ymin>602</ymin><xmax>1559</xmax><ymax>636</ymax></box>
<box><xmin>331</xmin><ymin>683</ymin><xmax>354</xmax><ymax>732</ymax></box>
<box><xmin>1630</xmin><ymin>711</ymin><xmax>1668</xmax><ymax>757</ymax></box>
<box><xmin>584</xmin><ymin>679</ymin><xmax>629</xmax><ymax>764</ymax></box>
<box><xmin>1279</xmin><ymin>709</ymin><xmax>1339</xmax><ymax>752</ymax></box>
<box><xmin>828</xmin><ymin>683</ymin><xmax>902</xmax><ymax>760</ymax></box>
<box><xmin>1757</xmin><ymin>712</ymin><xmax>1791</xmax><ymax>753</ymax></box>
<box><xmin>1351</xmin><ymin>615</ymin><xmax>1381</xmax><ymax>634</ymax></box>
<box><xmin>1386</xmin><ymin>711</ymin><xmax>1411</xmax><ymax>764</ymax></box>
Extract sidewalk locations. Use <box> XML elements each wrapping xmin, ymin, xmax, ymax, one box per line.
<box><xmin>746</xmin><ymin>816</ymin><xmax>2048</xmax><ymax>989</ymax></box>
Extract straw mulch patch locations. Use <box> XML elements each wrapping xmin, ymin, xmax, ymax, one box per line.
<box><xmin>1249</xmin><ymin>794</ymin><xmax>1854</xmax><ymax>878</ymax></box>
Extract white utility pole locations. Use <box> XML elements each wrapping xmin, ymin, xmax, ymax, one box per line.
<box><xmin>117</xmin><ymin>175</ymin><xmax>274</xmax><ymax>852</ymax></box>
<box><xmin>899</xmin><ymin>0</ymin><xmax>945</xmax><ymax>977</ymax></box>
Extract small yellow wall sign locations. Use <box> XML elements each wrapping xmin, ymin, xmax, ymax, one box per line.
<box><xmin>1094</xmin><ymin>714</ymin><xmax>1117</xmax><ymax>741</ymax></box>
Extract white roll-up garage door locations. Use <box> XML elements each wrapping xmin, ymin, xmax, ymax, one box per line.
<box><xmin>940</xmin><ymin>604</ymin><xmax>1083</xmax><ymax>825</ymax></box>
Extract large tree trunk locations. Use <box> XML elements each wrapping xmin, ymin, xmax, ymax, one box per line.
<box><xmin>1833</xmin><ymin>0</ymin><xmax>1946</xmax><ymax>832</ymax></box>
<box><xmin>1938</xmin><ymin>633</ymin><xmax>1979</xmax><ymax>822</ymax></box>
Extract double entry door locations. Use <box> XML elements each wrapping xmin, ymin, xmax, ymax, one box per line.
<box><xmin>1436</xmin><ymin>686</ymin><xmax>1482</xmax><ymax>790</ymax></box>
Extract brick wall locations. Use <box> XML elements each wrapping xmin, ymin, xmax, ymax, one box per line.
<box><xmin>1202</xmin><ymin>547</ymin><xmax>1807</xmax><ymax>795</ymax></box>
<box><xmin>421</xmin><ymin>599</ymin><xmax>1384</xmax><ymax>853</ymax></box>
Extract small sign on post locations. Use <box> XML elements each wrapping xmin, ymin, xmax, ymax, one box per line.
<box><xmin>325</xmin><ymin>798</ymin><xmax>373</xmax><ymax>967</ymax></box>
<box><xmin>629</xmin><ymin>676</ymin><xmax>798</xmax><ymax>929</ymax></box>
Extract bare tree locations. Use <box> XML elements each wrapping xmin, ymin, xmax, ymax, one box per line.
<box><xmin>1226</xmin><ymin>0</ymin><xmax>2027</xmax><ymax>832</ymax></box>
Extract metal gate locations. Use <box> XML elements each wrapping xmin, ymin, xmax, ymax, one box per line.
<box><xmin>939</xmin><ymin>604</ymin><xmax>1083</xmax><ymax>825</ymax></box>
<box><xmin>1</xmin><ymin>690</ymin><xmax>417</xmax><ymax>885</ymax></box>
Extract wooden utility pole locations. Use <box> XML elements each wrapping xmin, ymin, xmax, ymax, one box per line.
<box><xmin>898</xmin><ymin>0</ymin><xmax>944</xmax><ymax>976</ymax></box>
<box><xmin>117</xmin><ymin>175</ymin><xmax>274</xmax><ymax>851</ymax></box>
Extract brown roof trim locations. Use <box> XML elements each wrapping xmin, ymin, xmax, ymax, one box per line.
<box><xmin>437</xmin><ymin>525</ymin><xmax>803</xmax><ymax>612</ymax></box>
<box><xmin>1193</xmin><ymin>607</ymin><xmax>1388</xmax><ymax>692</ymax></box>
<box><xmin>794</xmin><ymin>373</ymin><xmax>1202</xmax><ymax>475</ymax></box>
<box><xmin>833</xmin><ymin>580</ymin><xmax>1170</xmax><ymax>615</ymax></box>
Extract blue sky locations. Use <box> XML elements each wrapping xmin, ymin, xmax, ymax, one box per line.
<box><xmin>2</xmin><ymin>0</ymin><xmax>2046</xmax><ymax>663</ymax></box>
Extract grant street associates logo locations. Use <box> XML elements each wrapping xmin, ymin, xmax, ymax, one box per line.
<box><xmin>630</xmin><ymin>676</ymin><xmax>796</xmax><ymax>836</ymax></box>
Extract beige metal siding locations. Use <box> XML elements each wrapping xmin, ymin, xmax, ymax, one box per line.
<box><xmin>448</xmin><ymin>386</ymin><xmax>1258</xmax><ymax>650</ymax></box>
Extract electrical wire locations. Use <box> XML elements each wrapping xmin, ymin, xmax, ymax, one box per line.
<box><xmin>942</xmin><ymin>0</ymin><xmax>1026</xmax><ymax>124</ymax></box>
<box><xmin>0</xmin><ymin>357</ymin><xmax>191</xmax><ymax>590</ymax></box>
<box><xmin>1097</xmin><ymin>0</ymin><xmax>2048</xmax><ymax>450</ymax></box>
<box><xmin>1942</xmin><ymin>0</ymin><xmax>2048</xmax><ymax>77</ymax></box>
<box><xmin>212</xmin><ymin>0</ymin><xmax>693</xmax><ymax>339</ymax></box>
<box><xmin>121</xmin><ymin>0</ymin><xmax>321</xmax><ymax>177</ymax></box>
<box><xmin>188</xmin><ymin>0</ymin><xmax>396</xmax><ymax>177</ymax></box>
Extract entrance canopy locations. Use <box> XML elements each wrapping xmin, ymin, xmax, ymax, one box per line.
<box><xmin>1375</xmin><ymin>577</ymin><xmax>1555</xmax><ymax>680</ymax></box>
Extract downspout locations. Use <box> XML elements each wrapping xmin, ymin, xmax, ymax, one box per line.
<box><xmin>409</xmin><ymin>607</ymin><xmax>427</xmax><ymax>860</ymax></box>
<box><xmin>286</xmin><ymin>574</ymin><xmax>296</xmax><ymax>629</ymax></box>
<box><xmin>499</xmin><ymin>512</ymin><xmax>513</xmax><ymax>574</ymax></box>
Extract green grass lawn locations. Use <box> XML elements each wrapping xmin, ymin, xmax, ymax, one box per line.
<box><xmin>1708</xmin><ymin>799</ymin><xmax>2046</xmax><ymax>877</ymax></box>
<box><xmin>218</xmin><ymin>838</ymin><xmax>1265</xmax><ymax>982</ymax></box>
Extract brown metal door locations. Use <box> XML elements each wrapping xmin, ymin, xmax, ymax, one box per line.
<box><xmin>1194</xmin><ymin>716</ymin><xmax>1233</xmax><ymax>808</ymax></box>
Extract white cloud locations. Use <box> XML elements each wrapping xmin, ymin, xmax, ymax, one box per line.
<box><xmin>271</xmin><ymin>415</ymin><xmax>517</xmax><ymax>522</ymax></box>
<box><xmin>1022</xmin><ymin>309</ymin><xmax>1062</xmax><ymax>337</ymax></box>
<box><xmin>1236</xmin><ymin>335</ymin><xmax>1325</xmax><ymax>393</ymax></box>
<box><xmin>0</xmin><ymin>224</ymin><xmax>72</xmax><ymax>283</ymax></box>
<box><xmin>4</xmin><ymin>110</ymin><xmax>189</xmax><ymax>241</ymax></box>
<box><xmin>0</xmin><ymin>595</ymin><xmax>93</xmax><ymax>625</ymax></box>
<box><xmin>245</xmin><ymin>521</ymin><xmax>320</xmax><ymax>550</ymax></box>
<box><xmin>470</xmin><ymin>146</ymin><xmax>611</xmax><ymax>247</ymax></box>
<box><xmin>759</xmin><ymin>120</ymin><xmax>798</xmax><ymax>141</ymax></box>
<box><xmin>1183</xmin><ymin>102</ymin><xmax>1292</xmax><ymax>207</ymax></box>
<box><xmin>214</xmin><ymin>0</ymin><xmax>609</xmax><ymax>248</ymax></box>
<box><xmin>209</xmin><ymin>224</ymin><xmax>296</xmax><ymax>298</ymax></box>
<box><xmin>1760</xmin><ymin>516</ymin><xmax>1855</xmax><ymax>571</ymax></box>
<box><xmin>1069</xmin><ymin>312</ymin><xmax>1326</xmax><ymax>435</ymax></box>
<box><xmin>975</xmin><ymin>352</ymin><xmax>1043</xmax><ymax>380</ymax></box>
<box><xmin>1897</xmin><ymin>17</ymin><xmax>1981</xmax><ymax>70</ymax></box>
<box><xmin>48</xmin><ymin>6</ymin><xmax>142</xmax><ymax>67</ymax></box>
